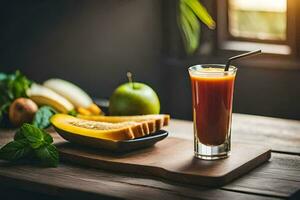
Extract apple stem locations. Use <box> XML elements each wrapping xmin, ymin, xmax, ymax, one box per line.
<box><xmin>126</xmin><ymin>71</ymin><xmax>135</xmax><ymax>89</ymax></box>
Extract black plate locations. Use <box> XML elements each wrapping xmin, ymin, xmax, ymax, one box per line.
<box><xmin>116</xmin><ymin>130</ymin><xmax>168</xmax><ymax>152</ymax></box>
<box><xmin>56</xmin><ymin>129</ymin><xmax>168</xmax><ymax>152</ymax></box>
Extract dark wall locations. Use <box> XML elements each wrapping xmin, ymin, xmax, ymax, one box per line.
<box><xmin>160</xmin><ymin>0</ymin><xmax>300</xmax><ymax>120</ymax></box>
<box><xmin>234</xmin><ymin>67</ymin><xmax>300</xmax><ymax>120</ymax></box>
<box><xmin>163</xmin><ymin>61</ymin><xmax>300</xmax><ymax>120</ymax></box>
<box><xmin>1</xmin><ymin>0</ymin><xmax>299</xmax><ymax>120</ymax></box>
<box><xmin>0</xmin><ymin>0</ymin><xmax>163</xmax><ymax>99</ymax></box>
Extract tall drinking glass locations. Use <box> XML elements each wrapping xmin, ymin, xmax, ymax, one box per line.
<box><xmin>189</xmin><ymin>64</ymin><xmax>237</xmax><ymax>160</ymax></box>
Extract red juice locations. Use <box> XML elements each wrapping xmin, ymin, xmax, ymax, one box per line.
<box><xmin>190</xmin><ymin>67</ymin><xmax>236</xmax><ymax>146</ymax></box>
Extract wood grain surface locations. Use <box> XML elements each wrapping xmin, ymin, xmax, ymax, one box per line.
<box><xmin>0</xmin><ymin>113</ymin><xmax>299</xmax><ymax>199</ymax></box>
<box><xmin>0</xmin><ymin>161</ymin><xmax>282</xmax><ymax>200</ymax></box>
<box><xmin>166</xmin><ymin>114</ymin><xmax>300</xmax><ymax>154</ymax></box>
<box><xmin>57</xmin><ymin>137</ymin><xmax>271</xmax><ymax>187</ymax></box>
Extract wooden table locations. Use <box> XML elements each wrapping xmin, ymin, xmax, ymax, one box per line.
<box><xmin>0</xmin><ymin>113</ymin><xmax>299</xmax><ymax>200</ymax></box>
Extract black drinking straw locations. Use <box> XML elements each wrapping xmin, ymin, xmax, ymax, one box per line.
<box><xmin>225</xmin><ymin>50</ymin><xmax>262</xmax><ymax>71</ymax></box>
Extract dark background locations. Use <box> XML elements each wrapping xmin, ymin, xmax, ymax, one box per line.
<box><xmin>1</xmin><ymin>0</ymin><xmax>300</xmax><ymax>120</ymax></box>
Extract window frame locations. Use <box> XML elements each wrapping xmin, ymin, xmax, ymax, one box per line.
<box><xmin>217</xmin><ymin>0</ymin><xmax>297</xmax><ymax>57</ymax></box>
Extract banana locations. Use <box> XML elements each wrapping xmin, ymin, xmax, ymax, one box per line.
<box><xmin>43</xmin><ymin>79</ymin><xmax>101</xmax><ymax>115</ymax></box>
<box><xmin>27</xmin><ymin>83</ymin><xmax>74</xmax><ymax>113</ymax></box>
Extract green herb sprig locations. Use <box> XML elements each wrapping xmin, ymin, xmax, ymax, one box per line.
<box><xmin>0</xmin><ymin>70</ymin><xmax>32</xmax><ymax>127</ymax></box>
<box><xmin>32</xmin><ymin>106</ymin><xmax>57</xmax><ymax>129</ymax></box>
<box><xmin>0</xmin><ymin>123</ymin><xmax>59</xmax><ymax>167</ymax></box>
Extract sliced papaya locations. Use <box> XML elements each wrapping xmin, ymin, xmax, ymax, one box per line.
<box><xmin>77</xmin><ymin>114</ymin><xmax>170</xmax><ymax>133</ymax></box>
<box><xmin>50</xmin><ymin>114</ymin><xmax>150</xmax><ymax>143</ymax></box>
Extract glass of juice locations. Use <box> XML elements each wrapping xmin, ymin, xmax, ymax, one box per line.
<box><xmin>188</xmin><ymin>64</ymin><xmax>237</xmax><ymax>160</ymax></box>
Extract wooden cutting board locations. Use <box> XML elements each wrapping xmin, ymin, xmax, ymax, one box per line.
<box><xmin>56</xmin><ymin>137</ymin><xmax>271</xmax><ymax>187</ymax></box>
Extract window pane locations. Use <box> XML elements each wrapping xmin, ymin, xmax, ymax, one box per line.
<box><xmin>228</xmin><ymin>0</ymin><xmax>287</xmax><ymax>40</ymax></box>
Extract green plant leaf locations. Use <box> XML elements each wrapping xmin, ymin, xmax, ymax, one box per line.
<box><xmin>16</xmin><ymin>126</ymin><xmax>53</xmax><ymax>145</ymax></box>
<box><xmin>42</xmin><ymin>130</ymin><xmax>53</xmax><ymax>145</ymax></box>
<box><xmin>14</xmin><ymin>129</ymin><xmax>26</xmax><ymax>141</ymax></box>
<box><xmin>179</xmin><ymin>1</ymin><xmax>201</xmax><ymax>54</ymax></box>
<box><xmin>2</xmin><ymin>123</ymin><xmax>57</xmax><ymax>167</ymax></box>
<box><xmin>180</xmin><ymin>13</ymin><xmax>194</xmax><ymax>54</ymax></box>
<box><xmin>6</xmin><ymin>70</ymin><xmax>32</xmax><ymax>100</ymax></box>
<box><xmin>0</xmin><ymin>139</ymin><xmax>31</xmax><ymax>161</ymax></box>
<box><xmin>32</xmin><ymin>106</ymin><xmax>57</xmax><ymax>129</ymax></box>
<box><xmin>21</xmin><ymin>123</ymin><xmax>44</xmax><ymax>149</ymax></box>
<box><xmin>35</xmin><ymin>144</ymin><xmax>59</xmax><ymax>167</ymax></box>
<box><xmin>184</xmin><ymin>0</ymin><xmax>216</xmax><ymax>29</ymax></box>
<box><xmin>179</xmin><ymin>0</ymin><xmax>215</xmax><ymax>55</ymax></box>
<box><xmin>0</xmin><ymin>70</ymin><xmax>32</xmax><ymax>126</ymax></box>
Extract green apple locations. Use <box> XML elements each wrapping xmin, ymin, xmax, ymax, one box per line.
<box><xmin>109</xmin><ymin>82</ymin><xmax>160</xmax><ymax>116</ymax></box>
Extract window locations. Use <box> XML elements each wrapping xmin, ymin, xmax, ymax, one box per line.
<box><xmin>228</xmin><ymin>0</ymin><xmax>287</xmax><ymax>41</ymax></box>
<box><xmin>217</xmin><ymin>0</ymin><xmax>297</xmax><ymax>55</ymax></box>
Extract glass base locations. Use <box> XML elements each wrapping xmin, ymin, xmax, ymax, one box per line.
<box><xmin>194</xmin><ymin>151</ymin><xmax>230</xmax><ymax>160</ymax></box>
<box><xmin>194</xmin><ymin>139</ymin><xmax>231</xmax><ymax>160</ymax></box>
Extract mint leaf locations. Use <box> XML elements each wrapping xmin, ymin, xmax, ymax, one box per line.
<box><xmin>0</xmin><ymin>139</ymin><xmax>31</xmax><ymax>161</ymax></box>
<box><xmin>14</xmin><ymin>129</ymin><xmax>26</xmax><ymax>141</ymax></box>
<box><xmin>32</xmin><ymin>106</ymin><xmax>57</xmax><ymax>129</ymax></box>
<box><xmin>15</xmin><ymin>127</ymin><xmax>52</xmax><ymax>144</ymax></box>
<box><xmin>21</xmin><ymin>123</ymin><xmax>44</xmax><ymax>149</ymax></box>
<box><xmin>35</xmin><ymin>144</ymin><xmax>59</xmax><ymax>167</ymax></box>
<box><xmin>2</xmin><ymin>123</ymin><xmax>58</xmax><ymax>167</ymax></box>
<box><xmin>42</xmin><ymin>130</ymin><xmax>53</xmax><ymax>145</ymax></box>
